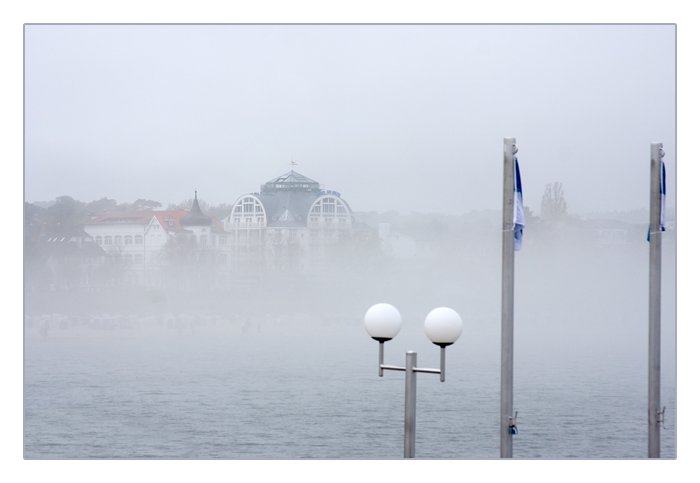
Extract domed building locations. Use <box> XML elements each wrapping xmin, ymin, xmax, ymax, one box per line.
<box><xmin>222</xmin><ymin>170</ymin><xmax>361</xmax><ymax>270</ymax></box>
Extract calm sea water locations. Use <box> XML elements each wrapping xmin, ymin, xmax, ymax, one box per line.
<box><xmin>23</xmin><ymin>327</ymin><xmax>676</xmax><ymax>459</ymax></box>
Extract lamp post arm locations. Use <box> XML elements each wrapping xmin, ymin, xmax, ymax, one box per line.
<box><xmin>380</xmin><ymin>364</ymin><xmax>407</xmax><ymax>372</ymax></box>
<box><xmin>414</xmin><ymin>346</ymin><xmax>447</xmax><ymax>381</ymax></box>
<box><xmin>379</xmin><ymin>341</ymin><xmax>384</xmax><ymax>377</ymax></box>
<box><xmin>413</xmin><ymin>367</ymin><xmax>441</xmax><ymax>374</ymax></box>
<box><xmin>441</xmin><ymin>346</ymin><xmax>446</xmax><ymax>382</ymax></box>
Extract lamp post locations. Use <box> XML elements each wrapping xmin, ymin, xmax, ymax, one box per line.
<box><xmin>364</xmin><ymin>303</ymin><xmax>463</xmax><ymax>458</ymax></box>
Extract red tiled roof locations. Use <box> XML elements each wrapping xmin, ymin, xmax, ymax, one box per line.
<box><xmin>85</xmin><ymin>210</ymin><xmax>224</xmax><ymax>235</ymax></box>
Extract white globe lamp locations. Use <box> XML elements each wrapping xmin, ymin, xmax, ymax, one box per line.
<box><xmin>364</xmin><ymin>303</ymin><xmax>402</xmax><ymax>342</ymax></box>
<box><xmin>424</xmin><ymin>307</ymin><xmax>463</xmax><ymax>347</ymax></box>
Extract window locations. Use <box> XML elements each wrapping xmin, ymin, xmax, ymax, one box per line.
<box><xmin>104</xmin><ymin>235</ymin><xmax>112</xmax><ymax>245</ymax></box>
<box><xmin>312</xmin><ymin>205</ymin><xmax>321</xmax><ymax>213</ymax></box>
<box><xmin>134</xmin><ymin>254</ymin><xmax>143</xmax><ymax>265</ymax></box>
<box><xmin>200</xmin><ymin>235</ymin><xmax>207</xmax><ymax>245</ymax></box>
<box><xmin>134</xmin><ymin>235</ymin><xmax>143</xmax><ymax>244</ymax></box>
<box><xmin>234</xmin><ymin>197</ymin><xmax>263</xmax><ymax>220</ymax></box>
<box><xmin>114</xmin><ymin>235</ymin><xmax>122</xmax><ymax>245</ymax></box>
<box><xmin>219</xmin><ymin>236</ymin><xmax>227</xmax><ymax>245</ymax></box>
<box><xmin>337</xmin><ymin>205</ymin><xmax>346</xmax><ymax>213</ymax></box>
<box><xmin>95</xmin><ymin>236</ymin><xmax>102</xmax><ymax>245</ymax></box>
<box><xmin>325</xmin><ymin>217</ymin><xmax>333</xmax><ymax>224</ymax></box>
<box><xmin>123</xmin><ymin>254</ymin><xmax>133</xmax><ymax>264</ymax></box>
<box><xmin>124</xmin><ymin>235</ymin><xmax>133</xmax><ymax>245</ymax></box>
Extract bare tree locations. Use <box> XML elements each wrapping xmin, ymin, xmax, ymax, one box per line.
<box><xmin>541</xmin><ymin>182</ymin><xmax>568</xmax><ymax>220</ymax></box>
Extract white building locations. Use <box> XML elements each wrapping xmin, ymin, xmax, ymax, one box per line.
<box><xmin>83</xmin><ymin>193</ymin><xmax>230</xmax><ymax>285</ymax></box>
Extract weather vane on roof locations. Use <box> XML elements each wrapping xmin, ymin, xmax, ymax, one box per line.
<box><xmin>290</xmin><ymin>157</ymin><xmax>298</xmax><ymax>170</ymax></box>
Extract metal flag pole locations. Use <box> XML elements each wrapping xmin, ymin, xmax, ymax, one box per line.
<box><xmin>648</xmin><ymin>142</ymin><xmax>665</xmax><ymax>458</ymax></box>
<box><xmin>501</xmin><ymin>138</ymin><xmax>517</xmax><ymax>458</ymax></box>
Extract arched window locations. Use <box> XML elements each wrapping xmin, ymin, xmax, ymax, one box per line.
<box><xmin>231</xmin><ymin>196</ymin><xmax>265</xmax><ymax>227</ymax></box>
<box><xmin>114</xmin><ymin>235</ymin><xmax>122</xmax><ymax>245</ymax></box>
<box><xmin>200</xmin><ymin>235</ymin><xmax>207</xmax><ymax>245</ymax></box>
<box><xmin>134</xmin><ymin>235</ymin><xmax>143</xmax><ymax>244</ymax></box>
<box><xmin>134</xmin><ymin>253</ymin><xmax>143</xmax><ymax>265</ymax></box>
<box><xmin>95</xmin><ymin>236</ymin><xmax>102</xmax><ymax>245</ymax></box>
<box><xmin>124</xmin><ymin>235</ymin><xmax>133</xmax><ymax>245</ymax></box>
<box><xmin>308</xmin><ymin>196</ymin><xmax>351</xmax><ymax>229</ymax></box>
<box><xmin>104</xmin><ymin>235</ymin><xmax>112</xmax><ymax>245</ymax></box>
<box><xmin>123</xmin><ymin>254</ymin><xmax>133</xmax><ymax>264</ymax></box>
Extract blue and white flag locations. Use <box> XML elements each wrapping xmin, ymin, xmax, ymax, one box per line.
<box><xmin>660</xmin><ymin>161</ymin><xmax>666</xmax><ymax>232</ymax></box>
<box><xmin>513</xmin><ymin>158</ymin><xmax>525</xmax><ymax>251</ymax></box>
<box><xmin>647</xmin><ymin>161</ymin><xmax>666</xmax><ymax>241</ymax></box>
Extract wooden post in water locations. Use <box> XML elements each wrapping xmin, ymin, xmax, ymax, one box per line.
<box><xmin>500</xmin><ymin>138</ymin><xmax>516</xmax><ymax>458</ymax></box>
<box><xmin>648</xmin><ymin>142</ymin><xmax>664</xmax><ymax>458</ymax></box>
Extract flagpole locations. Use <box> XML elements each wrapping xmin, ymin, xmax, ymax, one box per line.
<box><xmin>501</xmin><ymin>138</ymin><xmax>517</xmax><ymax>458</ymax></box>
<box><xmin>648</xmin><ymin>142</ymin><xmax>664</xmax><ymax>458</ymax></box>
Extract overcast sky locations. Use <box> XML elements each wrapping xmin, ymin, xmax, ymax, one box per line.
<box><xmin>24</xmin><ymin>24</ymin><xmax>675</xmax><ymax>215</ymax></box>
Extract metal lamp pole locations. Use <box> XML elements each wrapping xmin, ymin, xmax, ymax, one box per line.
<box><xmin>365</xmin><ymin>304</ymin><xmax>463</xmax><ymax>458</ymax></box>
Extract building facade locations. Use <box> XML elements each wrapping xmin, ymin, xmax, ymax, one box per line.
<box><xmin>222</xmin><ymin>170</ymin><xmax>362</xmax><ymax>271</ymax></box>
<box><xmin>83</xmin><ymin>193</ymin><xmax>230</xmax><ymax>286</ymax></box>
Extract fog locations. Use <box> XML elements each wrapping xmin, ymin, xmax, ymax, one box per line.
<box><xmin>24</xmin><ymin>24</ymin><xmax>675</xmax><ymax>214</ymax></box>
<box><xmin>23</xmin><ymin>24</ymin><xmax>676</xmax><ymax>460</ymax></box>
<box><xmin>24</xmin><ymin>211</ymin><xmax>676</xmax><ymax>366</ymax></box>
